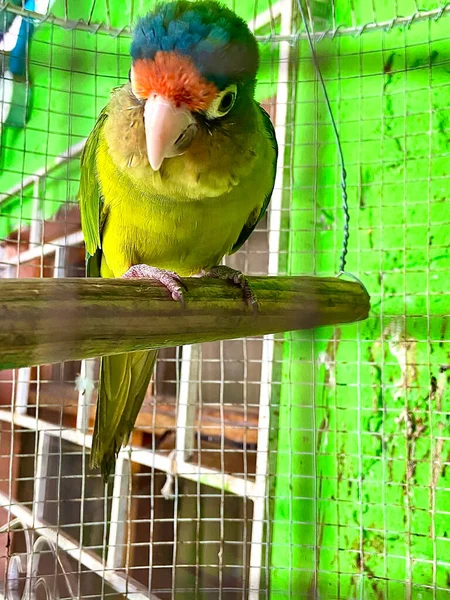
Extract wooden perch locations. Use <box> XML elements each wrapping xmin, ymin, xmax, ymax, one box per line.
<box><xmin>0</xmin><ymin>276</ymin><xmax>370</xmax><ymax>369</ymax></box>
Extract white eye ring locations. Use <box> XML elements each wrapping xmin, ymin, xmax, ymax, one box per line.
<box><xmin>205</xmin><ymin>84</ymin><xmax>237</xmax><ymax>119</ymax></box>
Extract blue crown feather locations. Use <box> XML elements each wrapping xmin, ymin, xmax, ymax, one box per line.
<box><xmin>131</xmin><ymin>1</ymin><xmax>258</xmax><ymax>87</ymax></box>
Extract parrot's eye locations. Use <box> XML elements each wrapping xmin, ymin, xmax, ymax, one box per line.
<box><xmin>218</xmin><ymin>91</ymin><xmax>235</xmax><ymax>114</ymax></box>
<box><xmin>205</xmin><ymin>84</ymin><xmax>237</xmax><ymax>120</ymax></box>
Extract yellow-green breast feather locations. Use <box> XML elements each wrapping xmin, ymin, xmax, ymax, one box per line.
<box><xmin>89</xmin><ymin>84</ymin><xmax>276</xmax><ymax>278</ymax></box>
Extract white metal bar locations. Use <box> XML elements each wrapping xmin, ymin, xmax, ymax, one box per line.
<box><xmin>76</xmin><ymin>358</ymin><xmax>96</xmax><ymax>433</ymax></box>
<box><xmin>249</xmin><ymin>337</ymin><xmax>275</xmax><ymax>597</ymax></box>
<box><xmin>0</xmin><ymin>409</ymin><xmax>258</xmax><ymax>498</ymax></box>
<box><xmin>0</xmin><ymin>139</ymin><xmax>85</xmax><ymax>204</ymax></box>
<box><xmin>53</xmin><ymin>245</ymin><xmax>67</xmax><ymax>278</ymax></box>
<box><xmin>164</xmin><ymin>344</ymin><xmax>202</xmax><ymax>579</ymax></box>
<box><xmin>267</xmin><ymin>13</ymin><xmax>291</xmax><ymax>277</ymax></box>
<box><xmin>32</xmin><ymin>432</ymin><xmax>51</xmax><ymax>521</ymax></box>
<box><xmin>28</xmin><ymin>178</ymin><xmax>43</xmax><ymax>248</ymax></box>
<box><xmin>0</xmin><ymin>229</ymin><xmax>84</xmax><ymax>269</ymax></box>
<box><xmin>128</xmin><ymin>447</ymin><xmax>259</xmax><ymax>499</ymax></box>
<box><xmin>107</xmin><ymin>455</ymin><xmax>130</xmax><ymax>570</ymax></box>
<box><xmin>249</xmin><ymin>0</ymin><xmax>283</xmax><ymax>32</ymax></box>
<box><xmin>176</xmin><ymin>344</ymin><xmax>200</xmax><ymax>464</ymax></box>
<box><xmin>162</xmin><ymin>345</ymin><xmax>200</xmax><ymax>495</ymax></box>
<box><xmin>0</xmin><ymin>491</ymin><xmax>159</xmax><ymax>600</ymax></box>
<box><xmin>15</xmin><ymin>367</ymin><xmax>31</xmax><ymax>415</ymax></box>
<box><xmin>248</xmin><ymin>0</ymin><xmax>293</xmax><ymax>595</ymax></box>
<box><xmin>0</xmin><ymin>409</ymin><xmax>95</xmax><ymax>446</ymax></box>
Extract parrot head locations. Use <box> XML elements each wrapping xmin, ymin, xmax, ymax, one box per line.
<box><xmin>129</xmin><ymin>0</ymin><xmax>259</xmax><ymax>172</ymax></box>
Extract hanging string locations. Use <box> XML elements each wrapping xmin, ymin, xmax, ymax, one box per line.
<box><xmin>295</xmin><ymin>0</ymin><xmax>350</xmax><ymax>276</ymax></box>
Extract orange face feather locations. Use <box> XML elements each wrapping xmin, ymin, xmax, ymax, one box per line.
<box><xmin>131</xmin><ymin>51</ymin><xmax>219</xmax><ymax>112</ymax></box>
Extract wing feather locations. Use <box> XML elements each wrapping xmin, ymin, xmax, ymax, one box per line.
<box><xmin>79</xmin><ymin>110</ymin><xmax>108</xmax><ymax>262</ymax></box>
<box><xmin>230</xmin><ymin>105</ymin><xmax>278</xmax><ymax>253</ymax></box>
<box><xmin>90</xmin><ymin>351</ymin><xmax>158</xmax><ymax>479</ymax></box>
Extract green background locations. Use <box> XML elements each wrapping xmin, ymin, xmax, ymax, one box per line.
<box><xmin>271</xmin><ymin>2</ymin><xmax>450</xmax><ymax>598</ymax></box>
<box><xmin>1</xmin><ymin>0</ymin><xmax>449</xmax><ymax>598</ymax></box>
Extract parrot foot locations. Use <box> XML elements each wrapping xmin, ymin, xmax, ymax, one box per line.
<box><xmin>123</xmin><ymin>264</ymin><xmax>185</xmax><ymax>303</ymax></box>
<box><xmin>203</xmin><ymin>265</ymin><xmax>258</xmax><ymax>312</ymax></box>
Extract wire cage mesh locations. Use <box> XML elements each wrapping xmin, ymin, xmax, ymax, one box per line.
<box><xmin>0</xmin><ymin>0</ymin><xmax>449</xmax><ymax>598</ymax></box>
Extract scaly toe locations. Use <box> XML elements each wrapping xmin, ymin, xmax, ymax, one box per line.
<box><xmin>203</xmin><ymin>266</ymin><xmax>258</xmax><ymax>311</ymax></box>
<box><xmin>122</xmin><ymin>264</ymin><xmax>185</xmax><ymax>303</ymax></box>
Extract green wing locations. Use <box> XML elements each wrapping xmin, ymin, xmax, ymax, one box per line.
<box><xmin>90</xmin><ymin>350</ymin><xmax>158</xmax><ymax>479</ymax></box>
<box><xmin>230</xmin><ymin>105</ymin><xmax>278</xmax><ymax>253</ymax></box>
<box><xmin>80</xmin><ymin>108</ymin><xmax>158</xmax><ymax>480</ymax></box>
<box><xmin>79</xmin><ymin>109</ymin><xmax>108</xmax><ymax>277</ymax></box>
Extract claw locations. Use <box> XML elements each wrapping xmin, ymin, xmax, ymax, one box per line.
<box><xmin>123</xmin><ymin>264</ymin><xmax>185</xmax><ymax>303</ymax></box>
<box><xmin>203</xmin><ymin>265</ymin><xmax>258</xmax><ymax>312</ymax></box>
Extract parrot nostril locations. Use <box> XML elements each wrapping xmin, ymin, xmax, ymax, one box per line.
<box><xmin>174</xmin><ymin>132</ymin><xmax>184</xmax><ymax>145</ymax></box>
<box><xmin>174</xmin><ymin>123</ymin><xmax>198</xmax><ymax>152</ymax></box>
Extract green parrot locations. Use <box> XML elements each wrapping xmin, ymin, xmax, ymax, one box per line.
<box><xmin>79</xmin><ymin>0</ymin><xmax>278</xmax><ymax>479</ymax></box>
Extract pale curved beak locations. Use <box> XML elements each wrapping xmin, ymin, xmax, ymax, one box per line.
<box><xmin>144</xmin><ymin>95</ymin><xmax>197</xmax><ymax>171</ymax></box>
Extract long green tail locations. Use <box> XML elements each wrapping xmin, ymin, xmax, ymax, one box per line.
<box><xmin>90</xmin><ymin>349</ymin><xmax>158</xmax><ymax>480</ymax></box>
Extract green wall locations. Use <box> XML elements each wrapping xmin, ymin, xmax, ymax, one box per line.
<box><xmin>271</xmin><ymin>3</ymin><xmax>450</xmax><ymax>598</ymax></box>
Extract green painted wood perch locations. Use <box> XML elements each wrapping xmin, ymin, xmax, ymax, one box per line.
<box><xmin>0</xmin><ymin>276</ymin><xmax>370</xmax><ymax>370</ymax></box>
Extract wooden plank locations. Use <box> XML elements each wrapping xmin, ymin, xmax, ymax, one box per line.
<box><xmin>0</xmin><ymin>276</ymin><xmax>370</xmax><ymax>369</ymax></box>
<box><xmin>32</xmin><ymin>395</ymin><xmax>261</xmax><ymax>447</ymax></box>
